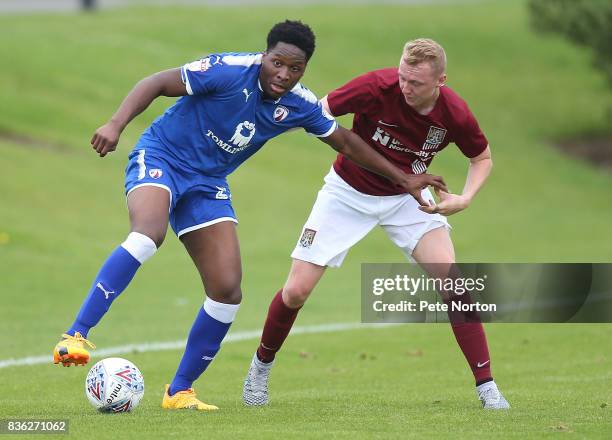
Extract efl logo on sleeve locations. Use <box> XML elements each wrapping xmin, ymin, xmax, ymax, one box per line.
<box><xmin>186</xmin><ymin>57</ymin><xmax>211</xmax><ymax>73</ymax></box>
<box><xmin>299</xmin><ymin>228</ymin><xmax>317</xmax><ymax>248</ymax></box>
<box><xmin>199</xmin><ymin>57</ymin><xmax>212</xmax><ymax>71</ymax></box>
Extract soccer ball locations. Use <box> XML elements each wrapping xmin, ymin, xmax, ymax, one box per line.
<box><xmin>85</xmin><ymin>357</ymin><xmax>145</xmax><ymax>413</ymax></box>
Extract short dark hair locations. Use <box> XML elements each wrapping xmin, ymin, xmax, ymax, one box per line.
<box><xmin>266</xmin><ymin>20</ymin><xmax>316</xmax><ymax>61</ymax></box>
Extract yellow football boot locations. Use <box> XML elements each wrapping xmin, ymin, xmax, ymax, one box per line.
<box><xmin>161</xmin><ymin>384</ymin><xmax>219</xmax><ymax>411</ymax></box>
<box><xmin>53</xmin><ymin>332</ymin><xmax>96</xmax><ymax>367</ymax></box>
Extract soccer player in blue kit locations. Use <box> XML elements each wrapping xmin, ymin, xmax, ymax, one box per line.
<box><xmin>53</xmin><ymin>21</ymin><xmax>447</xmax><ymax>410</ymax></box>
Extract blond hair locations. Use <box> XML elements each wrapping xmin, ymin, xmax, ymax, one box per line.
<box><xmin>401</xmin><ymin>38</ymin><xmax>446</xmax><ymax>74</ymax></box>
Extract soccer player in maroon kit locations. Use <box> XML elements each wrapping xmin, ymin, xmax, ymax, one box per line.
<box><xmin>243</xmin><ymin>39</ymin><xmax>510</xmax><ymax>409</ymax></box>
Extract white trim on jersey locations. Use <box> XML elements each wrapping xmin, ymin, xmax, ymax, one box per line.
<box><xmin>289</xmin><ymin>83</ymin><xmax>318</xmax><ymax>104</ymax></box>
<box><xmin>309</xmin><ymin>121</ymin><xmax>339</xmax><ymax>138</ymax></box>
<box><xmin>177</xmin><ymin>217</ymin><xmax>238</xmax><ymax>237</ymax></box>
<box><xmin>180</xmin><ymin>65</ymin><xmax>194</xmax><ymax>96</ymax></box>
<box><xmin>222</xmin><ymin>53</ymin><xmax>263</xmax><ymax>66</ymax></box>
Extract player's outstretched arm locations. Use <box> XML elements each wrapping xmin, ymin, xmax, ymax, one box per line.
<box><xmin>91</xmin><ymin>68</ymin><xmax>188</xmax><ymax>157</ymax></box>
<box><xmin>319</xmin><ymin>126</ymin><xmax>447</xmax><ymax>206</ymax></box>
<box><xmin>419</xmin><ymin>145</ymin><xmax>492</xmax><ymax>216</ymax></box>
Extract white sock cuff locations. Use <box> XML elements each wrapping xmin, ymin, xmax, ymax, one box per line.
<box><xmin>203</xmin><ymin>298</ymin><xmax>240</xmax><ymax>324</ymax></box>
<box><xmin>121</xmin><ymin>232</ymin><xmax>157</xmax><ymax>264</ymax></box>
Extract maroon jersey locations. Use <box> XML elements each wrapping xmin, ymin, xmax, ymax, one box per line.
<box><xmin>328</xmin><ymin>68</ymin><xmax>488</xmax><ymax>196</ymax></box>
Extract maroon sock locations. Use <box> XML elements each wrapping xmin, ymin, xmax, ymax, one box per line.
<box><xmin>443</xmin><ymin>291</ymin><xmax>493</xmax><ymax>384</ymax></box>
<box><xmin>256</xmin><ymin>289</ymin><xmax>301</xmax><ymax>363</ymax></box>
<box><xmin>449</xmin><ymin>321</ymin><xmax>492</xmax><ymax>384</ymax></box>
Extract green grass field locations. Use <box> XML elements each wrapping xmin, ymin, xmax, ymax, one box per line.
<box><xmin>1</xmin><ymin>0</ymin><xmax>611</xmax><ymax>438</ymax></box>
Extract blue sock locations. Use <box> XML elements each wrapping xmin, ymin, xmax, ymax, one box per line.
<box><xmin>67</xmin><ymin>246</ymin><xmax>141</xmax><ymax>338</ymax></box>
<box><xmin>169</xmin><ymin>301</ymin><xmax>239</xmax><ymax>395</ymax></box>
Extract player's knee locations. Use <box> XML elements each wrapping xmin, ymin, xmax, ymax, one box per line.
<box><xmin>225</xmin><ymin>287</ymin><xmax>242</xmax><ymax>305</ymax></box>
<box><xmin>206</xmin><ymin>281</ymin><xmax>242</xmax><ymax>305</ymax></box>
<box><xmin>283</xmin><ymin>282</ymin><xmax>313</xmax><ymax>308</ymax></box>
<box><xmin>151</xmin><ymin>233</ymin><xmax>166</xmax><ymax>249</ymax></box>
<box><xmin>130</xmin><ymin>224</ymin><xmax>166</xmax><ymax>248</ymax></box>
<box><xmin>146</xmin><ymin>230</ymin><xmax>166</xmax><ymax>249</ymax></box>
<box><xmin>120</xmin><ymin>232</ymin><xmax>158</xmax><ymax>264</ymax></box>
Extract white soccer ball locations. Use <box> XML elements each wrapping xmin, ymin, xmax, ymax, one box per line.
<box><xmin>85</xmin><ymin>357</ymin><xmax>145</xmax><ymax>413</ymax></box>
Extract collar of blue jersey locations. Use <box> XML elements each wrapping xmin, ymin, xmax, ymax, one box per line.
<box><xmin>257</xmin><ymin>79</ymin><xmax>282</xmax><ymax>104</ymax></box>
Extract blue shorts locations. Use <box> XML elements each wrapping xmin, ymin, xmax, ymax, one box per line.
<box><xmin>124</xmin><ymin>146</ymin><xmax>237</xmax><ymax>237</ymax></box>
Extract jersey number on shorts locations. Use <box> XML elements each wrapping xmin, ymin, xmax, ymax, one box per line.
<box><xmin>215</xmin><ymin>186</ymin><xmax>230</xmax><ymax>200</ymax></box>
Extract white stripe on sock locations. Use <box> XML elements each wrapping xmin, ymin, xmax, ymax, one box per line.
<box><xmin>120</xmin><ymin>232</ymin><xmax>157</xmax><ymax>264</ymax></box>
<box><xmin>203</xmin><ymin>298</ymin><xmax>240</xmax><ymax>324</ymax></box>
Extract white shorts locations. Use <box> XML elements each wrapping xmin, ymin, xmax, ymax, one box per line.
<box><xmin>291</xmin><ymin>167</ymin><xmax>450</xmax><ymax>267</ymax></box>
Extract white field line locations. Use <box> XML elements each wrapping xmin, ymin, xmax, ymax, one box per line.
<box><xmin>0</xmin><ymin>322</ymin><xmax>397</xmax><ymax>369</ymax></box>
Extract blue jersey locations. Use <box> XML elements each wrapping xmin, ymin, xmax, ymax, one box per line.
<box><xmin>138</xmin><ymin>52</ymin><xmax>338</xmax><ymax>178</ymax></box>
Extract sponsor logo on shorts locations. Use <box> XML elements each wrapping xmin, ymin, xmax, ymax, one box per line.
<box><xmin>273</xmin><ymin>105</ymin><xmax>289</xmax><ymax>122</ymax></box>
<box><xmin>149</xmin><ymin>169</ymin><xmax>163</xmax><ymax>179</ymax></box>
<box><xmin>299</xmin><ymin>228</ymin><xmax>317</xmax><ymax>248</ymax></box>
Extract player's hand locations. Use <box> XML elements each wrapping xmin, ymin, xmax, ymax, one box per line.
<box><xmin>418</xmin><ymin>188</ymin><xmax>469</xmax><ymax>216</ymax></box>
<box><xmin>397</xmin><ymin>173</ymin><xmax>448</xmax><ymax>206</ymax></box>
<box><xmin>91</xmin><ymin>121</ymin><xmax>122</xmax><ymax>157</ymax></box>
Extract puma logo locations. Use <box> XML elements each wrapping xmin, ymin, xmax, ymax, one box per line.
<box><xmin>243</xmin><ymin>88</ymin><xmax>253</xmax><ymax>102</ymax></box>
<box><xmin>96</xmin><ymin>282</ymin><xmax>114</xmax><ymax>300</ymax></box>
